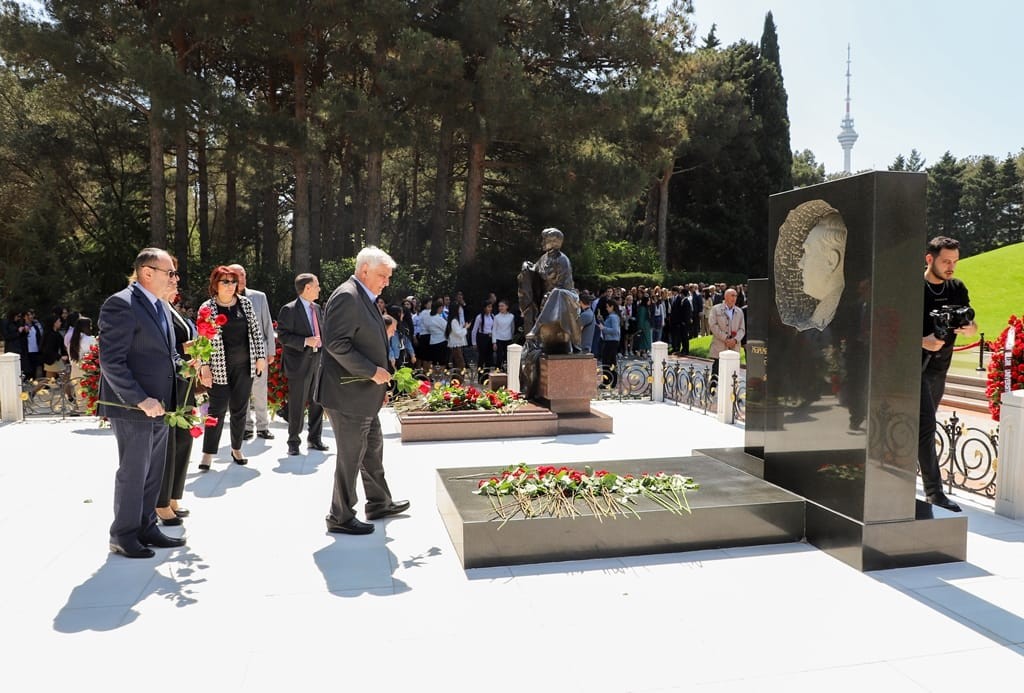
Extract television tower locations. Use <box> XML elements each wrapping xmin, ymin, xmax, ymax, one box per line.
<box><xmin>836</xmin><ymin>44</ymin><xmax>858</xmax><ymax>173</ymax></box>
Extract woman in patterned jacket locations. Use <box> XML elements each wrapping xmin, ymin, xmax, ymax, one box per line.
<box><xmin>197</xmin><ymin>266</ymin><xmax>267</xmax><ymax>470</ymax></box>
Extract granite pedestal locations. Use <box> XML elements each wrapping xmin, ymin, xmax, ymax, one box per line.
<box><xmin>437</xmin><ymin>455</ymin><xmax>805</xmax><ymax>569</ymax></box>
<box><xmin>737</xmin><ymin>171</ymin><xmax>969</xmax><ymax>571</ymax></box>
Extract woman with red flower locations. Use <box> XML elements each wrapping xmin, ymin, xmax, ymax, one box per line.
<box><xmin>197</xmin><ymin>266</ymin><xmax>267</xmax><ymax>470</ymax></box>
<box><xmin>156</xmin><ymin>263</ymin><xmax>214</xmax><ymax>524</ymax></box>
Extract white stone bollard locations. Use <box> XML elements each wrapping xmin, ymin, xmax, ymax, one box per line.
<box><xmin>507</xmin><ymin>344</ymin><xmax>523</xmax><ymax>393</ymax></box>
<box><xmin>996</xmin><ymin>389</ymin><xmax>1024</xmax><ymax>520</ymax></box>
<box><xmin>0</xmin><ymin>352</ymin><xmax>24</xmax><ymax>422</ymax></box>
<box><xmin>716</xmin><ymin>350</ymin><xmax>741</xmax><ymax>424</ymax></box>
<box><xmin>652</xmin><ymin>341</ymin><xmax>668</xmax><ymax>402</ymax></box>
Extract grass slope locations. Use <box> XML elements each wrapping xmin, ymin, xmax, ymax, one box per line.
<box><xmin>953</xmin><ymin>242</ymin><xmax>1024</xmax><ymax>345</ymax></box>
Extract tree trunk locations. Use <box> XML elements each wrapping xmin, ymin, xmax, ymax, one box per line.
<box><xmin>364</xmin><ymin>143</ymin><xmax>383</xmax><ymax>248</ymax></box>
<box><xmin>222</xmin><ymin>137</ymin><xmax>236</xmax><ymax>267</ymax></box>
<box><xmin>291</xmin><ymin>35</ymin><xmax>310</xmax><ymax>271</ymax></box>
<box><xmin>196</xmin><ymin>126</ymin><xmax>209</xmax><ymax>271</ymax></box>
<box><xmin>261</xmin><ymin>179</ymin><xmax>279</xmax><ymax>274</ymax></box>
<box><xmin>657</xmin><ymin>162</ymin><xmax>673</xmax><ymax>271</ymax></box>
<box><xmin>148</xmin><ymin>106</ymin><xmax>166</xmax><ymax>247</ymax></box>
<box><xmin>408</xmin><ymin>142</ymin><xmax>420</xmax><ymax>262</ymax></box>
<box><xmin>310</xmin><ymin>150</ymin><xmax>323</xmax><ymax>273</ymax></box>
<box><xmin>429</xmin><ymin>116</ymin><xmax>453</xmax><ymax>268</ymax></box>
<box><xmin>173</xmin><ymin>108</ymin><xmax>189</xmax><ymax>282</ymax></box>
<box><xmin>461</xmin><ymin>125</ymin><xmax>487</xmax><ymax>267</ymax></box>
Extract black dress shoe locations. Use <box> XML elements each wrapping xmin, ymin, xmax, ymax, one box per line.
<box><xmin>308</xmin><ymin>440</ymin><xmax>330</xmax><ymax>452</ymax></box>
<box><xmin>365</xmin><ymin>500</ymin><xmax>410</xmax><ymax>521</ymax></box>
<box><xmin>173</xmin><ymin>507</ymin><xmax>190</xmax><ymax>518</ymax></box>
<box><xmin>327</xmin><ymin>518</ymin><xmax>375</xmax><ymax>535</ymax></box>
<box><xmin>109</xmin><ymin>541</ymin><xmax>155</xmax><ymax>559</ymax></box>
<box><xmin>926</xmin><ymin>493</ymin><xmax>963</xmax><ymax>512</ymax></box>
<box><xmin>288</xmin><ymin>443</ymin><xmax>301</xmax><ymax>456</ymax></box>
<box><xmin>158</xmin><ymin>515</ymin><xmax>183</xmax><ymax>526</ymax></box>
<box><xmin>257</xmin><ymin>429</ymin><xmax>275</xmax><ymax>440</ymax></box>
<box><xmin>139</xmin><ymin>529</ymin><xmax>187</xmax><ymax>548</ymax></box>
<box><xmin>231</xmin><ymin>450</ymin><xmax>248</xmax><ymax>465</ymax></box>
<box><xmin>242</xmin><ymin>429</ymin><xmax>254</xmax><ymax>440</ymax></box>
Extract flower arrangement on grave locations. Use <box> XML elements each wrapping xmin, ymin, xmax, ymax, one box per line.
<box><xmin>95</xmin><ymin>305</ymin><xmax>221</xmax><ymax>437</ymax></box>
<box><xmin>266</xmin><ymin>331</ymin><xmax>288</xmax><ymax>419</ymax></box>
<box><xmin>985</xmin><ymin>314</ymin><xmax>1024</xmax><ymax>421</ymax></box>
<box><xmin>389</xmin><ymin>367</ymin><xmax>526</xmax><ymax>414</ymax></box>
<box><xmin>471</xmin><ymin>463</ymin><xmax>698</xmax><ymax>526</ymax></box>
<box><xmin>79</xmin><ymin>343</ymin><xmax>101</xmax><ymax>416</ymax></box>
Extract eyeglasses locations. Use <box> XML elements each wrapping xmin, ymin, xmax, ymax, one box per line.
<box><xmin>219</xmin><ymin>278</ymin><xmax>239</xmax><ymax>284</ymax></box>
<box><xmin>145</xmin><ymin>266</ymin><xmax>180</xmax><ymax>278</ymax></box>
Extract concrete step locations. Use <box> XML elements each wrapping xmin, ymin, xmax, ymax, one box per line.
<box><xmin>942</xmin><ymin>373</ymin><xmax>988</xmax><ymax>412</ymax></box>
<box><xmin>947</xmin><ymin>373</ymin><xmax>987</xmax><ymax>387</ymax></box>
<box><xmin>939</xmin><ymin>393</ymin><xmax>990</xmax><ymax>415</ymax></box>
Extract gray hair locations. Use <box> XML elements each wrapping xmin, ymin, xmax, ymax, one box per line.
<box><xmin>355</xmin><ymin>246</ymin><xmax>397</xmax><ymax>272</ymax></box>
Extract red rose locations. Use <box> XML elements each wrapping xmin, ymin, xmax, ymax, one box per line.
<box><xmin>198</xmin><ymin>306</ymin><xmax>212</xmax><ymax>320</ymax></box>
<box><xmin>215</xmin><ymin>314</ymin><xmax>228</xmax><ymax>326</ymax></box>
<box><xmin>189</xmin><ymin>426</ymin><xmax>204</xmax><ymax>438</ymax></box>
<box><xmin>418</xmin><ymin>381</ymin><xmax>431</xmax><ymax>395</ymax></box>
<box><xmin>204</xmin><ymin>416</ymin><xmax>219</xmax><ymax>427</ymax></box>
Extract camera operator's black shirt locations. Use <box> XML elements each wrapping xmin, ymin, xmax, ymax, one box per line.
<box><xmin>923</xmin><ymin>277</ymin><xmax>970</xmax><ymax>368</ymax></box>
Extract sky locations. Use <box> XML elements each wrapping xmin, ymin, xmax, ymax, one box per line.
<box><xmin>681</xmin><ymin>0</ymin><xmax>1024</xmax><ymax>174</ymax></box>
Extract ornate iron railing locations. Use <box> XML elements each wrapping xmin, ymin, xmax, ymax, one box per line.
<box><xmin>936</xmin><ymin>411</ymin><xmax>998</xmax><ymax>499</ymax></box>
<box><xmin>662</xmin><ymin>360</ymin><xmax>716</xmax><ymax>414</ymax></box>
<box><xmin>21</xmin><ymin>372</ymin><xmax>81</xmax><ymax>418</ymax></box>
<box><xmin>730</xmin><ymin>370</ymin><xmax>746</xmax><ymax>423</ymax></box>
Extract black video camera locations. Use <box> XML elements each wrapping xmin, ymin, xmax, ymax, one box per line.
<box><xmin>930</xmin><ymin>305</ymin><xmax>974</xmax><ymax>340</ymax></box>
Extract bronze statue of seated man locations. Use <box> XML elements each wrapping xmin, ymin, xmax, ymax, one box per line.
<box><xmin>517</xmin><ymin>228</ymin><xmax>583</xmax><ymax>397</ymax></box>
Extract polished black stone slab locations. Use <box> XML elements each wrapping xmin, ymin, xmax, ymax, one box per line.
<box><xmin>805</xmin><ymin>501</ymin><xmax>967</xmax><ymax>571</ymax></box>
<box><xmin>745</xmin><ymin>171</ymin><xmax>969</xmax><ymax>570</ymax></box>
<box><xmin>436</xmin><ymin>455</ymin><xmax>804</xmax><ymax>569</ymax></box>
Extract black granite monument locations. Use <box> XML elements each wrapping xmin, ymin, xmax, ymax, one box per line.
<box><xmin>752</xmin><ymin>170</ymin><xmax>967</xmax><ymax>570</ymax></box>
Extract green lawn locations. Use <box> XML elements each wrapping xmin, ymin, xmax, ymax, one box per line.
<box><xmin>955</xmin><ymin>241</ymin><xmax>1024</xmax><ymax>347</ymax></box>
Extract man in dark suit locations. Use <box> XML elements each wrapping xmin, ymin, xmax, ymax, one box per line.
<box><xmin>669</xmin><ymin>286</ymin><xmax>692</xmax><ymax>355</ymax></box>
<box><xmin>276</xmin><ymin>273</ymin><xmax>327</xmax><ymax>456</ymax></box>
<box><xmin>689</xmin><ymin>284</ymin><xmax>704</xmax><ymax>341</ymax></box>
<box><xmin>314</xmin><ymin>247</ymin><xmax>409</xmax><ymax>535</ymax></box>
<box><xmin>98</xmin><ymin>248</ymin><xmax>187</xmax><ymax>558</ymax></box>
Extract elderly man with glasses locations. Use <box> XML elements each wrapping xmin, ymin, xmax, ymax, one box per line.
<box><xmin>98</xmin><ymin>248</ymin><xmax>187</xmax><ymax>558</ymax></box>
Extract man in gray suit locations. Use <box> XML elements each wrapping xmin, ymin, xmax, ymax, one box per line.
<box><xmin>230</xmin><ymin>263</ymin><xmax>277</xmax><ymax>440</ymax></box>
<box><xmin>314</xmin><ymin>247</ymin><xmax>409</xmax><ymax>535</ymax></box>
<box><xmin>98</xmin><ymin>248</ymin><xmax>187</xmax><ymax>558</ymax></box>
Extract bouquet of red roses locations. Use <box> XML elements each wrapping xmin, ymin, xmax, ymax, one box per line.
<box><xmin>95</xmin><ymin>304</ymin><xmax>223</xmax><ymax>437</ymax></box>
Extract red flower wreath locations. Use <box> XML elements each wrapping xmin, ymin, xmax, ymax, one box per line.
<box><xmin>266</xmin><ymin>322</ymin><xmax>288</xmax><ymax>418</ymax></box>
<box><xmin>79</xmin><ymin>343</ymin><xmax>102</xmax><ymax>416</ymax></box>
<box><xmin>985</xmin><ymin>314</ymin><xmax>1024</xmax><ymax>421</ymax></box>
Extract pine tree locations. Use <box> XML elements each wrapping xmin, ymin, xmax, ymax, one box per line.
<box><xmin>997</xmin><ymin>155</ymin><xmax>1024</xmax><ymax>245</ymax></box>
<box><xmin>927</xmin><ymin>151</ymin><xmax>965</xmax><ymax>242</ymax></box>
<box><xmin>792</xmin><ymin>149</ymin><xmax>825</xmax><ymax>187</ymax></box>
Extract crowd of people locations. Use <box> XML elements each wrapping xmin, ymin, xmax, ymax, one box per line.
<box><xmin>0</xmin><ymin>255</ymin><xmax>752</xmax><ymax>558</ymax></box>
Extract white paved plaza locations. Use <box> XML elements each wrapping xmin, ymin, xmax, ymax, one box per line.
<box><xmin>2</xmin><ymin>401</ymin><xmax>1023</xmax><ymax>692</ymax></box>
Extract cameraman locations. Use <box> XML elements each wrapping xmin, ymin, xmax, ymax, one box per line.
<box><xmin>920</xmin><ymin>236</ymin><xmax>976</xmax><ymax>512</ymax></box>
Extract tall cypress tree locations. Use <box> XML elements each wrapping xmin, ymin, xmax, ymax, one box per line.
<box><xmin>756</xmin><ymin>11</ymin><xmax>792</xmax><ymax>193</ymax></box>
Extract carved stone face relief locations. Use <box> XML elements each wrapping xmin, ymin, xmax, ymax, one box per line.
<box><xmin>774</xmin><ymin>200</ymin><xmax>847</xmax><ymax>332</ymax></box>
